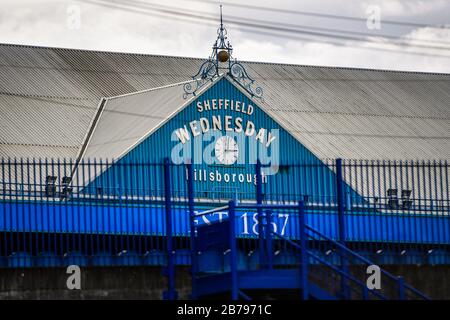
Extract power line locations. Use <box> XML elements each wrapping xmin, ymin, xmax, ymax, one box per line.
<box><xmin>123</xmin><ymin>0</ymin><xmax>450</xmax><ymax>49</ymax></box>
<box><xmin>251</xmin><ymin>16</ymin><xmax>450</xmax><ymax>47</ymax></box>
<box><xmin>188</xmin><ymin>0</ymin><xmax>450</xmax><ymax>29</ymax></box>
<box><xmin>78</xmin><ymin>0</ymin><xmax>450</xmax><ymax>59</ymax></box>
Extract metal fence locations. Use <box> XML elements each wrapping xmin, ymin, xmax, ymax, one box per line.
<box><xmin>0</xmin><ymin>157</ymin><xmax>449</xmax><ymax>268</ymax></box>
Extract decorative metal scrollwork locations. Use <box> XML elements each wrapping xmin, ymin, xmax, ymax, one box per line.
<box><xmin>230</xmin><ymin>62</ymin><xmax>263</xmax><ymax>100</ymax></box>
<box><xmin>183</xmin><ymin>6</ymin><xmax>263</xmax><ymax>100</ymax></box>
<box><xmin>183</xmin><ymin>60</ymin><xmax>217</xmax><ymax>99</ymax></box>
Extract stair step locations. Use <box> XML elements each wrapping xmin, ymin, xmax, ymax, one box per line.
<box><xmin>195</xmin><ymin>269</ymin><xmax>336</xmax><ymax>299</ymax></box>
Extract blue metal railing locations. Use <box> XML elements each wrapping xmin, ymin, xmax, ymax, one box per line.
<box><xmin>191</xmin><ymin>200</ymin><xmax>430</xmax><ymax>300</ymax></box>
<box><xmin>0</xmin><ymin>157</ymin><xmax>448</xmax><ymax>299</ymax></box>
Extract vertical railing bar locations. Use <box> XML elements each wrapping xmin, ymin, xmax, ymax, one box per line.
<box><xmin>9</xmin><ymin>158</ymin><xmax>13</xmax><ymax>261</ymax></box>
<box><xmin>37</xmin><ymin>158</ymin><xmax>41</xmax><ymax>264</ymax></box>
<box><xmin>255</xmin><ymin>160</ymin><xmax>264</xmax><ymax>268</ymax></box>
<box><xmin>393</xmin><ymin>160</ymin><xmax>400</xmax><ymax>252</ymax></box>
<box><xmin>358</xmin><ymin>159</ymin><xmax>364</xmax><ymax>252</ymax></box>
<box><xmin>186</xmin><ymin>162</ymin><xmax>197</xmax><ymax>299</ymax></box>
<box><xmin>119</xmin><ymin>161</ymin><xmax>124</xmax><ymax>256</ymax></box>
<box><xmin>421</xmin><ymin>160</ymin><xmax>426</xmax><ymax>247</ymax></box>
<box><xmin>438</xmin><ymin>159</ymin><xmax>444</xmax><ymax>246</ymax></box>
<box><xmin>405</xmin><ymin>160</ymin><xmax>411</xmax><ymax>248</ymax></box>
<box><xmin>141</xmin><ymin>163</ymin><xmax>148</xmax><ymax>254</ymax></box>
<box><xmin>365</xmin><ymin>159</ymin><xmax>371</xmax><ymax>254</ymax></box>
<box><xmin>45</xmin><ymin>157</ymin><xmax>50</xmax><ymax>262</ymax></box>
<box><xmin>229</xmin><ymin>199</ymin><xmax>238</xmax><ymax>300</ymax></box>
<box><xmin>376</xmin><ymin>159</ymin><xmax>382</xmax><ymax>249</ymax></box>
<box><xmin>99</xmin><ymin>158</ymin><xmax>102</xmax><ymax>257</ymax></box>
<box><xmin>2</xmin><ymin>158</ymin><xmax>6</xmax><ymax>258</ymax></box>
<box><xmin>392</xmin><ymin>160</ymin><xmax>403</xmax><ymax>250</ymax></box>
<box><xmin>412</xmin><ymin>160</ymin><xmax>419</xmax><ymax>245</ymax></box>
<box><xmin>112</xmin><ymin>158</ymin><xmax>118</xmax><ymax>260</ymax></box>
<box><xmin>13</xmin><ymin>158</ymin><xmax>18</xmax><ymax>264</ymax></box>
<box><xmin>82</xmin><ymin>159</ymin><xmax>88</xmax><ymax>258</ymax></box>
<box><xmin>426</xmin><ymin>160</ymin><xmax>432</xmax><ymax>247</ymax></box>
<box><xmin>57</xmin><ymin>158</ymin><xmax>62</xmax><ymax>259</ymax></box>
<box><xmin>163</xmin><ymin>158</ymin><xmax>177</xmax><ymax>300</ymax></box>
<box><xmin>299</xmin><ymin>201</ymin><xmax>308</xmax><ymax>300</ymax></box>
<box><xmin>122</xmin><ymin>162</ymin><xmax>126</xmax><ymax>255</ymax></box>
<box><xmin>87</xmin><ymin>158</ymin><xmax>94</xmax><ymax>258</ymax></box>
<box><xmin>19</xmin><ymin>158</ymin><xmax>25</xmax><ymax>264</ymax></box>
<box><xmin>433</xmin><ymin>160</ymin><xmax>440</xmax><ymax>248</ymax></box>
<box><xmin>106</xmin><ymin>158</ymin><xmax>112</xmax><ymax>259</ymax></box>
<box><xmin>75</xmin><ymin>158</ymin><xmax>81</xmax><ymax>261</ymax></box>
<box><xmin>383</xmin><ymin>159</ymin><xmax>391</xmax><ymax>260</ymax></box>
<box><xmin>336</xmin><ymin>158</ymin><xmax>349</xmax><ymax>299</ymax></box>
<box><xmin>445</xmin><ymin>160</ymin><xmax>449</xmax><ymax>248</ymax></box>
<box><xmin>370</xmin><ymin>159</ymin><xmax>376</xmax><ymax>252</ymax></box>
<box><xmin>266</xmin><ymin>209</ymin><xmax>273</xmax><ymax>270</ymax></box>
<box><xmin>65</xmin><ymin>157</ymin><xmax>71</xmax><ymax>261</ymax></box>
<box><xmin>25</xmin><ymin>158</ymin><xmax>31</xmax><ymax>259</ymax></box>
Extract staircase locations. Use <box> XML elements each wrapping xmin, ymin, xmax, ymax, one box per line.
<box><xmin>189</xmin><ymin>201</ymin><xmax>430</xmax><ymax>300</ymax></box>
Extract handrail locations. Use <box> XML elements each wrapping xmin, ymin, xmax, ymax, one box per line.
<box><xmin>195</xmin><ymin>205</ymin><xmax>229</xmax><ymax>217</ymax></box>
<box><xmin>272</xmin><ymin>232</ymin><xmax>386</xmax><ymax>300</ymax></box>
<box><xmin>190</xmin><ymin>200</ymin><xmax>431</xmax><ymax>300</ymax></box>
<box><xmin>233</xmin><ymin>202</ymin><xmax>430</xmax><ymax>300</ymax></box>
<box><xmin>304</xmin><ymin>224</ymin><xmax>430</xmax><ymax>300</ymax></box>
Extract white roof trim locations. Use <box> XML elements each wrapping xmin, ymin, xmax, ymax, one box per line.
<box><xmin>106</xmin><ymin>78</ymin><xmax>198</xmax><ymax>100</ymax></box>
<box><xmin>106</xmin><ymin>73</ymin><xmax>227</xmax><ymax>163</ymax></box>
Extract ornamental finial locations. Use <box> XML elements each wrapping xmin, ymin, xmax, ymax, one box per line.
<box><xmin>220</xmin><ymin>5</ymin><xmax>223</xmax><ymax>31</ymax></box>
<box><xmin>183</xmin><ymin>6</ymin><xmax>263</xmax><ymax>100</ymax></box>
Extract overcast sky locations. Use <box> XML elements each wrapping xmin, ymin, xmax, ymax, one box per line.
<box><xmin>1</xmin><ymin>0</ymin><xmax>450</xmax><ymax>72</ymax></box>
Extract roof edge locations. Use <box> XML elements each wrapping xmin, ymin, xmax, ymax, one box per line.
<box><xmin>1</xmin><ymin>42</ymin><xmax>449</xmax><ymax>76</ymax></box>
<box><xmin>106</xmin><ymin>78</ymin><xmax>197</xmax><ymax>100</ymax></box>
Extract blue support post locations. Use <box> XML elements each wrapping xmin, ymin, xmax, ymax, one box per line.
<box><xmin>265</xmin><ymin>210</ymin><xmax>273</xmax><ymax>270</ymax></box>
<box><xmin>186</xmin><ymin>162</ymin><xmax>197</xmax><ymax>299</ymax></box>
<box><xmin>398</xmin><ymin>276</ymin><xmax>405</xmax><ymax>300</ymax></box>
<box><xmin>336</xmin><ymin>158</ymin><xmax>350</xmax><ymax>299</ymax></box>
<box><xmin>229</xmin><ymin>200</ymin><xmax>238</xmax><ymax>300</ymax></box>
<box><xmin>298</xmin><ymin>201</ymin><xmax>309</xmax><ymax>300</ymax></box>
<box><xmin>163</xmin><ymin>158</ymin><xmax>177</xmax><ymax>300</ymax></box>
<box><xmin>336</xmin><ymin>158</ymin><xmax>346</xmax><ymax>244</ymax></box>
<box><xmin>255</xmin><ymin>160</ymin><xmax>265</xmax><ymax>268</ymax></box>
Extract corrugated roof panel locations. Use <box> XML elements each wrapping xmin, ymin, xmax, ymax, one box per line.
<box><xmin>0</xmin><ymin>145</ymin><xmax>77</xmax><ymax>160</ymax></box>
<box><xmin>0</xmin><ymin>43</ymin><xmax>448</xmax><ymax>162</ymax></box>
<box><xmin>82</xmin><ymin>81</ymin><xmax>194</xmax><ymax>161</ymax></box>
<box><xmin>0</xmin><ymin>95</ymin><xmax>95</xmax><ymax>147</ymax></box>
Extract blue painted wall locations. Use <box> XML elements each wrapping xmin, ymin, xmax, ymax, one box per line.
<box><xmin>87</xmin><ymin>77</ymin><xmax>348</xmax><ymax>203</ymax></box>
<box><xmin>2</xmin><ymin>201</ymin><xmax>449</xmax><ymax>244</ymax></box>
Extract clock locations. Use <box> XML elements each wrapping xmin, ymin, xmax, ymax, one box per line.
<box><xmin>215</xmin><ymin>136</ymin><xmax>239</xmax><ymax>165</ymax></box>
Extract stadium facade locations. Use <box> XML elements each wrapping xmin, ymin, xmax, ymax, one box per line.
<box><xmin>0</xmin><ymin>22</ymin><xmax>449</xmax><ymax>299</ymax></box>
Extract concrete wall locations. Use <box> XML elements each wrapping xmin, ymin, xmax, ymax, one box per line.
<box><xmin>382</xmin><ymin>265</ymin><xmax>450</xmax><ymax>300</ymax></box>
<box><xmin>0</xmin><ymin>266</ymin><xmax>191</xmax><ymax>300</ymax></box>
<box><xmin>0</xmin><ymin>265</ymin><xmax>448</xmax><ymax>299</ymax></box>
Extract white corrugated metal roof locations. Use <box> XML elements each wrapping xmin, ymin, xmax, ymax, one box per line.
<box><xmin>82</xmin><ymin>79</ymin><xmax>201</xmax><ymax>161</ymax></box>
<box><xmin>0</xmin><ymin>43</ymin><xmax>449</xmax><ymax>162</ymax></box>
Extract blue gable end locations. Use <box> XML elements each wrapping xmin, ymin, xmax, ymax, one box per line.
<box><xmin>86</xmin><ymin>77</ymin><xmax>346</xmax><ymax>203</ymax></box>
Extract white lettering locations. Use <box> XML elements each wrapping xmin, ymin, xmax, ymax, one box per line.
<box><xmin>175</xmin><ymin>126</ymin><xmax>190</xmax><ymax>144</ymax></box>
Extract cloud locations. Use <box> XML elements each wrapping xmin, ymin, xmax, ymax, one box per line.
<box><xmin>360</xmin><ymin>0</ymin><xmax>449</xmax><ymax>16</ymax></box>
<box><xmin>0</xmin><ymin>0</ymin><xmax>449</xmax><ymax>73</ymax></box>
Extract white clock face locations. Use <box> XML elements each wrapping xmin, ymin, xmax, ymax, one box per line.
<box><xmin>215</xmin><ymin>136</ymin><xmax>239</xmax><ymax>165</ymax></box>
